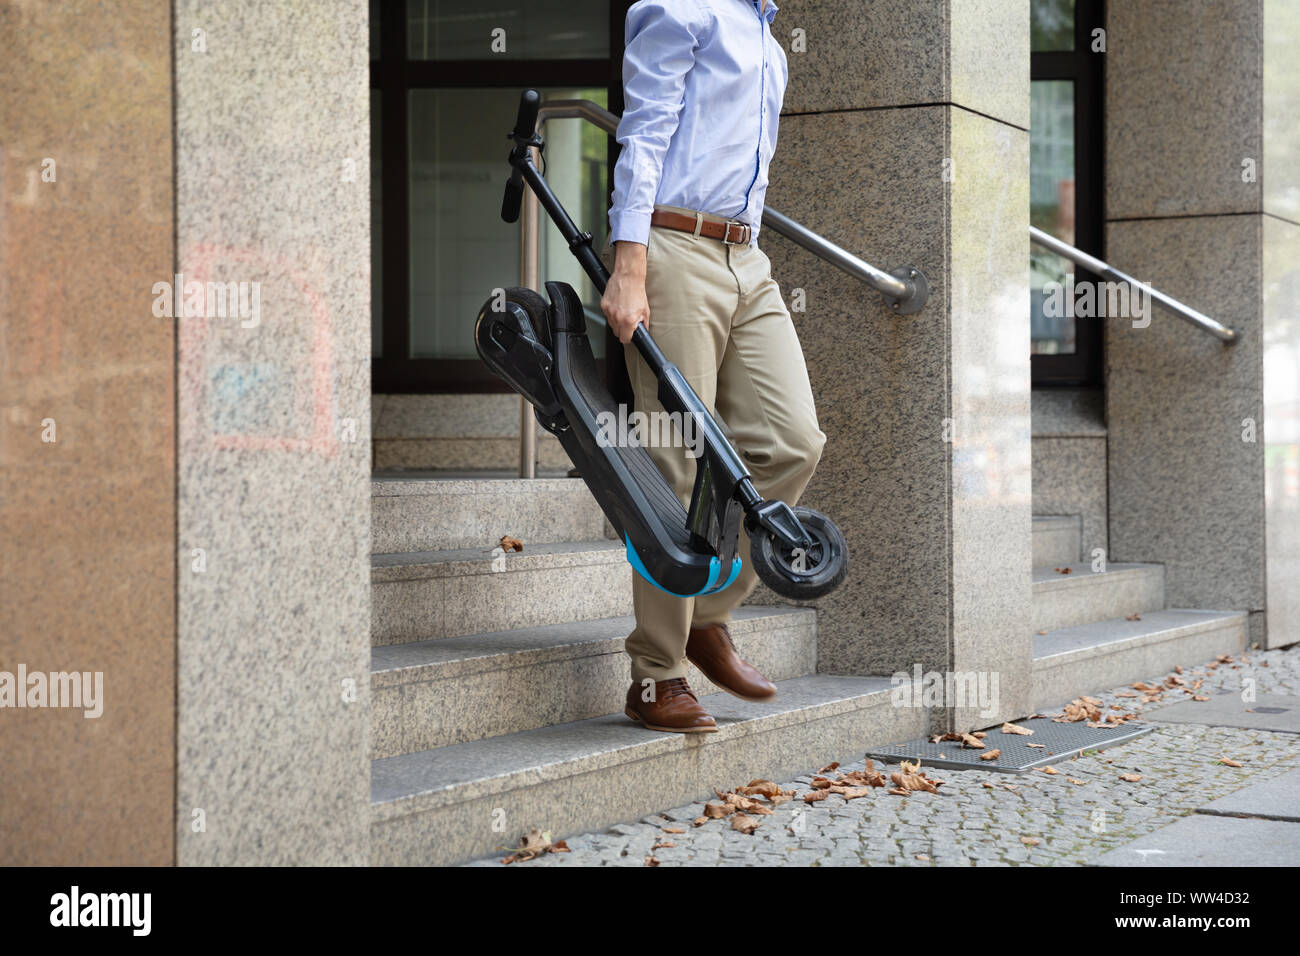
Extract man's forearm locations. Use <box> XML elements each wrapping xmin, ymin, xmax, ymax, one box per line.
<box><xmin>613</xmin><ymin>240</ymin><xmax>647</xmax><ymax>279</ymax></box>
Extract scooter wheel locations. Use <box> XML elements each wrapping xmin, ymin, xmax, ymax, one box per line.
<box><xmin>749</xmin><ymin>506</ymin><xmax>848</xmax><ymax>600</ymax></box>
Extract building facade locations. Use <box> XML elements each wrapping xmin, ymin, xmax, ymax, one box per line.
<box><xmin>2</xmin><ymin>0</ymin><xmax>1297</xmax><ymax>865</ymax></box>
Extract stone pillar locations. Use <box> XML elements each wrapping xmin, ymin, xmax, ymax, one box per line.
<box><xmin>765</xmin><ymin>1</ymin><xmax>1033</xmax><ymax>728</ymax></box>
<box><xmin>1106</xmin><ymin>0</ymin><xmax>1300</xmax><ymax>649</ymax></box>
<box><xmin>174</xmin><ymin>1</ymin><xmax>372</xmax><ymax>863</ymax></box>
<box><xmin>0</xmin><ymin>0</ymin><xmax>175</xmax><ymax>865</ymax></box>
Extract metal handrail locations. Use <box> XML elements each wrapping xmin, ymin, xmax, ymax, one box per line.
<box><xmin>1029</xmin><ymin>226</ymin><xmax>1237</xmax><ymax>344</ymax></box>
<box><xmin>517</xmin><ymin>98</ymin><xmax>931</xmax><ymax>476</ymax></box>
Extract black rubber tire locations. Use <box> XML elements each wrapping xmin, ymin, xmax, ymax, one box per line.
<box><xmin>748</xmin><ymin>506</ymin><xmax>848</xmax><ymax>600</ymax></box>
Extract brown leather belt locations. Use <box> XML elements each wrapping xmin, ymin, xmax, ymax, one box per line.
<box><xmin>650</xmin><ymin>208</ymin><xmax>752</xmax><ymax>245</ymax></box>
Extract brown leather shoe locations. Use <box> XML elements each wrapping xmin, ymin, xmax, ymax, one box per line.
<box><xmin>624</xmin><ymin>677</ymin><xmax>717</xmax><ymax>733</ymax></box>
<box><xmin>686</xmin><ymin>623</ymin><xmax>777</xmax><ymax>701</ymax></box>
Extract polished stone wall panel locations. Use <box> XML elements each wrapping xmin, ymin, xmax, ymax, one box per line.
<box><xmin>0</xmin><ymin>0</ymin><xmax>175</xmax><ymax>866</ymax></box>
<box><xmin>1107</xmin><ymin>0</ymin><xmax>1264</xmax><ymax>219</ymax></box>
<box><xmin>776</xmin><ymin>0</ymin><xmax>1029</xmax><ymax>129</ymax></box>
<box><xmin>1264</xmin><ymin>0</ymin><xmax>1300</xmax><ymax>224</ymax></box>
<box><xmin>763</xmin><ymin>106</ymin><xmax>951</xmax><ymax>677</ymax></box>
<box><xmin>1262</xmin><ymin>215</ymin><xmax>1300</xmax><ymax>647</ymax></box>
<box><xmin>948</xmin><ymin>109</ymin><xmax>1033</xmax><ymax>727</ymax></box>
<box><xmin>1106</xmin><ymin>216</ymin><xmax>1265</xmax><ymax>616</ymax></box>
<box><xmin>174</xmin><ymin>0</ymin><xmax>372</xmax><ymax>865</ymax></box>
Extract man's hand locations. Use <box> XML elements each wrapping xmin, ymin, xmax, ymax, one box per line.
<box><xmin>601</xmin><ymin>241</ymin><xmax>650</xmax><ymax>344</ymax></box>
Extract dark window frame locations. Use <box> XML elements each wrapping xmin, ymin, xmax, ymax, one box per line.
<box><xmin>371</xmin><ymin>0</ymin><xmax>630</xmax><ymax>394</ymax></box>
<box><xmin>1031</xmin><ymin>0</ymin><xmax>1106</xmax><ymax>388</ymax></box>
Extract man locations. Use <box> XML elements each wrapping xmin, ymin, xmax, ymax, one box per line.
<box><xmin>600</xmin><ymin>0</ymin><xmax>826</xmax><ymax>734</ymax></box>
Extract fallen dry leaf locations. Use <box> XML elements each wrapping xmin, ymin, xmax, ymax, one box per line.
<box><xmin>890</xmin><ymin>765</ymin><xmax>944</xmax><ymax>794</ymax></box>
<box><xmin>651</xmin><ymin>841</ymin><xmax>676</xmax><ymax>850</ymax></box>
<box><xmin>1055</xmin><ymin>567</ymin><xmax>1072</xmax><ymax>575</ymax></box>
<box><xmin>499</xmin><ymin>535</ymin><xmax>523</xmax><ymax>552</ymax></box>
<box><xmin>803</xmin><ymin>790</ymin><xmax>830</xmax><ymax>804</ymax></box>
<box><xmin>887</xmin><ymin>788</ymin><xmax>910</xmax><ymax>797</ymax></box>
<box><xmin>979</xmin><ymin>749</ymin><xmax>1002</xmax><ymax>761</ymax></box>
<box><xmin>703</xmin><ymin>801</ymin><xmax>732</xmax><ymax>819</ymax></box>
<box><xmin>916</xmin><ymin>854</ymin><xmax>930</xmax><ymax>861</ymax></box>
<box><xmin>1002</xmin><ymin>722</ymin><xmax>1034</xmax><ymax>736</ymax></box>
<box><xmin>718</xmin><ymin>791</ymin><xmax>773</xmax><ymax>815</ymax></box>
<box><xmin>839</xmin><ymin>769</ymin><xmax>887</xmax><ymax>788</ymax></box>
<box><xmin>1040</xmin><ymin>766</ymin><xmax>1059</xmax><ymax>775</ymax></box>
<box><xmin>1119</xmin><ymin>773</ymin><xmax>1143</xmax><ymax>783</ymax></box>
<box><xmin>738</xmin><ymin>779</ymin><xmax>784</xmax><ymax>798</ymax></box>
<box><xmin>1021</xmin><ymin>837</ymin><xmax>1041</xmax><ymax>846</ymax></box>
<box><xmin>1126</xmin><ymin>613</ymin><xmax>1142</xmax><ymax>621</ymax></box>
<box><xmin>500</xmin><ymin>827</ymin><xmax>567</xmax><ymax>864</ymax></box>
<box><xmin>645</xmin><ymin>856</ymin><xmax>660</xmax><ymax>867</ymax></box>
<box><xmin>1193</xmin><ymin>695</ymin><xmax>1210</xmax><ymax>702</ymax></box>
<box><xmin>1026</xmin><ymin>743</ymin><xmax>1045</xmax><ymax>749</ymax></box>
<box><xmin>1219</xmin><ymin>758</ymin><xmax>1244</xmax><ymax>768</ymax></box>
<box><xmin>960</xmin><ymin>733</ymin><xmax>986</xmax><ymax>749</ymax></box>
<box><xmin>1057</xmin><ymin>697</ymin><xmax>1103</xmax><ymax>723</ymax></box>
<box><xmin>982</xmin><ymin>782</ymin><xmax>995</xmax><ymax>789</ymax></box>
<box><xmin>1067</xmin><ymin>778</ymin><xmax>1085</xmax><ymax>785</ymax></box>
<box><xmin>819</xmin><ymin>762</ymin><xmax>840</xmax><ymax>773</ymax></box>
<box><xmin>731</xmin><ymin>813</ymin><xmax>761</xmax><ymax>835</ymax></box>
<box><xmin>662</xmin><ymin>827</ymin><xmax>684</xmax><ymax>834</ymax></box>
<box><xmin>692</xmin><ymin>816</ymin><xmax>708</xmax><ymax>827</ymax></box>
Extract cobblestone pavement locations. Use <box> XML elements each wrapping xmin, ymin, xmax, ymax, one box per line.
<box><xmin>475</xmin><ymin>645</ymin><xmax>1300</xmax><ymax>866</ymax></box>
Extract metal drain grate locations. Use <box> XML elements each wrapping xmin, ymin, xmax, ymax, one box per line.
<box><xmin>866</xmin><ymin>717</ymin><xmax>1154</xmax><ymax>773</ymax></box>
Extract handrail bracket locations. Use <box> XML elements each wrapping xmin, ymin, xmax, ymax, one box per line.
<box><xmin>884</xmin><ymin>267</ymin><xmax>930</xmax><ymax>316</ymax></box>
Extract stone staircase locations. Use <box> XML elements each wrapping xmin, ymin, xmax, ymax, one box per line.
<box><xmin>1029</xmin><ymin>515</ymin><xmax>1247</xmax><ymax>710</ymax></box>
<box><xmin>366</xmin><ymin>478</ymin><xmax>1248</xmax><ymax>865</ymax></box>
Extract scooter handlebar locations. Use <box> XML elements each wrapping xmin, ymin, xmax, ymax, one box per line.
<box><xmin>502</xmin><ymin>172</ymin><xmax>525</xmax><ymax>223</ymax></box>
<box><xmin>501</xmin><ymin>90</ymin><xmax>541</xmax><ymax>224</ymax></box>
<box><xmin>510</xmin><ymin>88</ymin><xmax>541</xmax><ymax>142</ymax></box>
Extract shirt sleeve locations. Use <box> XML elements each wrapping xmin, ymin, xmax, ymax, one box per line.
<box><xmin>608</xmin><ymin>1</ymin><xmax>709</xmax><ymax>246</ymax></box>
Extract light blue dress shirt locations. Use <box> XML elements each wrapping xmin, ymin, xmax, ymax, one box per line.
<box><xmin>609</xmin><ymin>0</ymin><xmax>787</xmax><ymax>247</ymax></box>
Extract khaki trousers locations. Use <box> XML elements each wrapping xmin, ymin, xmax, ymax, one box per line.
<box><xmin>600</xmin><ymin>207</ymin><xmax>826</xmax><ymax>684</ymax></box>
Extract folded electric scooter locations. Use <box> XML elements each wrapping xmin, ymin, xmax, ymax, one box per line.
<box><xmin>475</xmin><ymin>89</ymin><xmax>847</xmax><ymax>600</ymax></box>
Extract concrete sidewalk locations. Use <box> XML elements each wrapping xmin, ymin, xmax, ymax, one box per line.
<box><xmin>474</xmin><ymin>644</ymin><xmax>1300</xmax><ymax>866</ymax></box>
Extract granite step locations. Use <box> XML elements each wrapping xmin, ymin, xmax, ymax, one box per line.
<box><xmin>371</xmin><ymin>475</ymin><xmax>610</xmax><ymax>553</ymax></box>
<box><xmin>1032</xmin><ymin>514</ymin><xmax>1082</xmax><ymax>567</ymax></box>
<box><xmin>369</xmin><ymin>673</ymin><xmax>926</xmax><ymax>866</ymax></box>
<box><xmin>370</xmin><ymin>606</ymin><xmax>817</xmax><ymax>759</ymax></box>
<box><xmin>371</xmin><ymin>540</ymin><xmax>631</xmax><ymax>646</ymax></box>
<box><xmin>1032</xmin><ymin>561</ymin><xmax>1164</xmax><ymax>633</ymax></box>
<box><xmin>373</xmin><ymin>434</ymin><xmax>572</xmax><ymax>473</ymax></box>
<box><xmin>1031</xmin><ymin>608</ymin><xmax>1248</xmax><ymax>710</ymax></box>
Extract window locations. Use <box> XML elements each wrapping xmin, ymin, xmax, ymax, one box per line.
<box><xmin>371</xmin><ymin>0</ymin><xmax>627</xmax><ymax>392</ymax></box>
<box><xmin>1031</xmin><ymin>0</ymin><xmax>1105</xmax><ymax>387</ymax></box>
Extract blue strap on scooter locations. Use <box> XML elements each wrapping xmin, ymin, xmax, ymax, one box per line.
<box><xmin>624</xmin><ymin>535</ymin><xmax>742</xmax><ymax>597</ymax></box>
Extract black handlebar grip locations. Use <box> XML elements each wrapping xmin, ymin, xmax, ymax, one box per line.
<box><xmin>501</xmin><ymin>171</ymin><xmax>524</xmax><ymax>223</ymax></box>
<box><xmin>511</xmin><ymin>88</ymin><xmax>541</xmax><ymax>141</ymax></box>
<box><xmin>501</xmin><ymin>90</ymin><xmax>541</xmax><ymax>223</ymax></box>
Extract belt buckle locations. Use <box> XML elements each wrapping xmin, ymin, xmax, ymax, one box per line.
<box><xmin>721</xmin><ymin>219</ymin><xmax>748</xmax><ymax>245</ymax></box>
